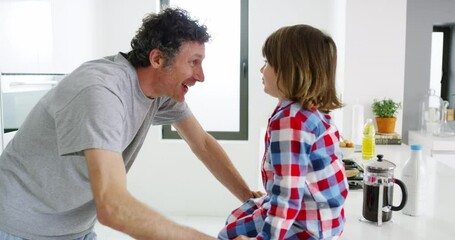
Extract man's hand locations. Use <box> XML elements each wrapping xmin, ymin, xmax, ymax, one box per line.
<box><xmin>234</xmin><ymin>236</ymin><xmax>255</xmax><ymax>240</ymax></box>
<box><xmin>251</xmin><ymin>190</ymin><xmax>265</xmax><ymax>198</ymax></box>
<box><xmin>173</xmin><ymin>114</ymin><xmax>254</xmax><ymax>202</ymax></box>
<box><xmin>85</xmin><ymin>149</ymin><xmax>215</xmax><ymax>239</ymax></box>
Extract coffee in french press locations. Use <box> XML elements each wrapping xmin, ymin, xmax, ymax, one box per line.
<box><xmin>362</xmin><ymin>154</ymin><xmax>407</xmax><ymax>225</ymax></box>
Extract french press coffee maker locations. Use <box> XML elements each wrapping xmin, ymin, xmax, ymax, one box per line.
<box><xmin>362</xmin><ymin>154</ymin><xmax>408</xmax><ymax>226</ymax></box>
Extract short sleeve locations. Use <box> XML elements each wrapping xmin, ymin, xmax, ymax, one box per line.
<box><xmin>55</xmin><ymin>86</ymin><xmax>125</xmax><ymax>156</ymax></box>
<box><xmin>151</xmin><ymin>97</ymin><xmax>191</xmax><ymax>125</ymax></box>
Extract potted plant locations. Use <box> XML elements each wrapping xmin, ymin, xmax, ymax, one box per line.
<box><xmin>372</xmin><ymin>98</ymin><xmax>402</xmax><ymax>133</ymax></box>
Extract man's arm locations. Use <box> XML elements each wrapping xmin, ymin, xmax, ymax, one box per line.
<box><xmin>173</xmin><ymin>113</ymin><xmax>253</xmax><ymax>202</ymax></box>
<box><xmin>85</xmin><ymin>149</ymin><xmax>215</xmax><ymax>240</ymax></box>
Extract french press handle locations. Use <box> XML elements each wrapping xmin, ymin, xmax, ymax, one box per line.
<box><xmin>391</xmin><ymin>178</ymin><xmax>408</xmax><ymax>211</ymax></box>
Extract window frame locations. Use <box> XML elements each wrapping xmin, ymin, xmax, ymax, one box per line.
<box><xmin>433</xmin><ymin>25</ymin><xmax>452</xmax><ymax>101</ymax></box>
<box><xmin>160</xmin><ymin>0</ymin><xmax>249</xmax><ymax>140</ymax></box>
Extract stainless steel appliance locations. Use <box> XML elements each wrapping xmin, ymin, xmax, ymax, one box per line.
<box><xmin>0</xmin><ymin>73</ymin><xmax>65</xmax><ymax>151</ymax></box>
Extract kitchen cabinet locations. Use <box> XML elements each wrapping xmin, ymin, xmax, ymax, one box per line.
<box><xmin>0</xmin><ymin>73</ymin><xmax>65</xmax><ymax>151</ymax></box>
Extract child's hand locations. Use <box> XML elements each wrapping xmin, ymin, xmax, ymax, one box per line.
<box><xmin>234</xmin><ymin>236</ymin><xmax>255</xmax><ymax>240</ymax></box>
<box><xmin>251</xmin><ymin>190</ymin><xmax>265</xmax><ymax>198</ymax></box>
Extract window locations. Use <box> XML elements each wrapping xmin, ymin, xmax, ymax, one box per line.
<box><xmin>432</xmin><ymin>25</ymin><xmax>454</xmax><ymax>108</ymax></box>
<box><xmin>160</xmin><ymin>0</ymin><xmax>248</xmax><ymax>140</ymax></box>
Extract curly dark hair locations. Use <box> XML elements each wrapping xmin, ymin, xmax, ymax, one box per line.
<box><xmin>127</xmin><ymin>8</ymin><xmax>211</xmax><ymax>67</ymax></box>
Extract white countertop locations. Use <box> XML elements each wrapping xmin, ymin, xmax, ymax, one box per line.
<box><xmin>95</xmin><ymin>144</ymin><xmax>454</xmax><ymax>239</ymax></box>
<box><xmin>341</xmin><ymin>144</ymin><xmax>455</xmax><ymax>240</ymax></box>
<box><xmin>408</xmin><ymin>130</ymin><xmax>455</xmax><ymax>153</ymax></box>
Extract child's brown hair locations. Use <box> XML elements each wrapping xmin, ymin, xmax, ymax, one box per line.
<box><xmin>262</xmin><ymin>24</ymin><xmax>342</xmax><ymax>112</ymax></box>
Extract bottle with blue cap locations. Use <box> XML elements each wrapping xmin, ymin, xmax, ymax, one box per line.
<box><xmin>401</xmin><ymin>144</ymin><xmax>426</xmax><ymax>216</ymax></box>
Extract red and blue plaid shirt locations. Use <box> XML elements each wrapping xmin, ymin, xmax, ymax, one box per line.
<box><xmin>219</xmin><ymin>100</ymin><xmax>348</xmax><ymax>240</ymax></box>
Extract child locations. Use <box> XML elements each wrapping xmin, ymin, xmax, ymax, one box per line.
<box><xmin>218</xmin><ymin>24</ymin><xmax>349</xmax><ymax>240</ymax></box>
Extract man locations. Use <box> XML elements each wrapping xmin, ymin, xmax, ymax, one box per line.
<box><xmin>0</xmin><ymin>8</ymin><xmax>258</xmax><ymax>240</ymax></box>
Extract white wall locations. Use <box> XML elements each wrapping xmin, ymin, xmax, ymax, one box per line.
<box><xmin>327</xmin><ymin>0</ymin><xmax>347</xmax><ymax>135</ymax></box>
<box><xmin>0</xmin><ymin>0</ymin><xmax>95</xmax><ymax>72</ymax></box>
<box><xmin>92</xmin><ymin>0</ymin><xmax>155</xmax><ymax>57</ymax></box>
<box><xmin>342</xmin><ymin>0</ymin><xmax>407</xmax><ymax>143</ymax></box>
<box><xmin>0</xmin><ymin>0</ymin><xmax>154</xmax><ymax>73</ymax></box>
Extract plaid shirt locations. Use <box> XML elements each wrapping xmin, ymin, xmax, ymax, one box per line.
<box><xmin>219</xmin><ymin>100</ymin><xmax>348</xmax><ymax>240</ymax></box>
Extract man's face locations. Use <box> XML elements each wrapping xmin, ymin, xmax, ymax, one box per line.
<box><xmin>161</xmin><ymin>42</ymin><xmax>205</xmax><ymax>102</ymax></box>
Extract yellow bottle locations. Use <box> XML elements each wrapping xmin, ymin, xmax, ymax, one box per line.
<box><xmin>362</xmin><ymin>119</ymin><xmax>376</xmax><ymax>160</ymax></box>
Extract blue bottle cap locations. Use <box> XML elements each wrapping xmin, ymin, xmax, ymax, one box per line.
<box><xmin>411</xmin><ymin>144</ymin><xmax>423</xmax><ymax>150</ymax></box>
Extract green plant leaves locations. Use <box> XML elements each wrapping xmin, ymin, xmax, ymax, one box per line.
<box><xmin>372</xmin><ymin>98</ymin><xmax>402</xmax><ymax>118</ymax></box>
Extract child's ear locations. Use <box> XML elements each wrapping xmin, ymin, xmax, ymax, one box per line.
<box><xmin>149</xmin><ymin>49</ymin><xmax>165</xmax><ymax>68</ymax></box>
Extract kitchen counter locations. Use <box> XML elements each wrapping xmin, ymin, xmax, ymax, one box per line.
<box><xmin>341</xmin><ymin>144</ymin><xmax>454</xmax><ymax>240</ymax></box>
<box><xmin>408</xmin><ymin>130</ymin><xmax>455</xmax><ymax>153</ymax></box>
<box><xmin>96</xmin><ymin>144</ymin><xmax>454</xmax><ymax>239</ymax></box>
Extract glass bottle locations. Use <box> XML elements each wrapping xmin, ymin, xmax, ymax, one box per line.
<box><xmin>362</xmin><ymin>119</ymin><xmax>376</xmax><ymax>161</ymax></box>
<box><xmin>435</xmin><ymin>100</ymin><xmax>455</xmax><ymax>137</ymax></box>
<box><xmin>420</xmin><ymin>89</ymin><xmax>443</xmax><ymax>135</ymax></box>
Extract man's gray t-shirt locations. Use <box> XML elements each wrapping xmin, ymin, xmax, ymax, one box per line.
<box><xmin>0</xmin><ymin>53</ymin><xmax>190</xmax><ymax>239</ymax></box>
